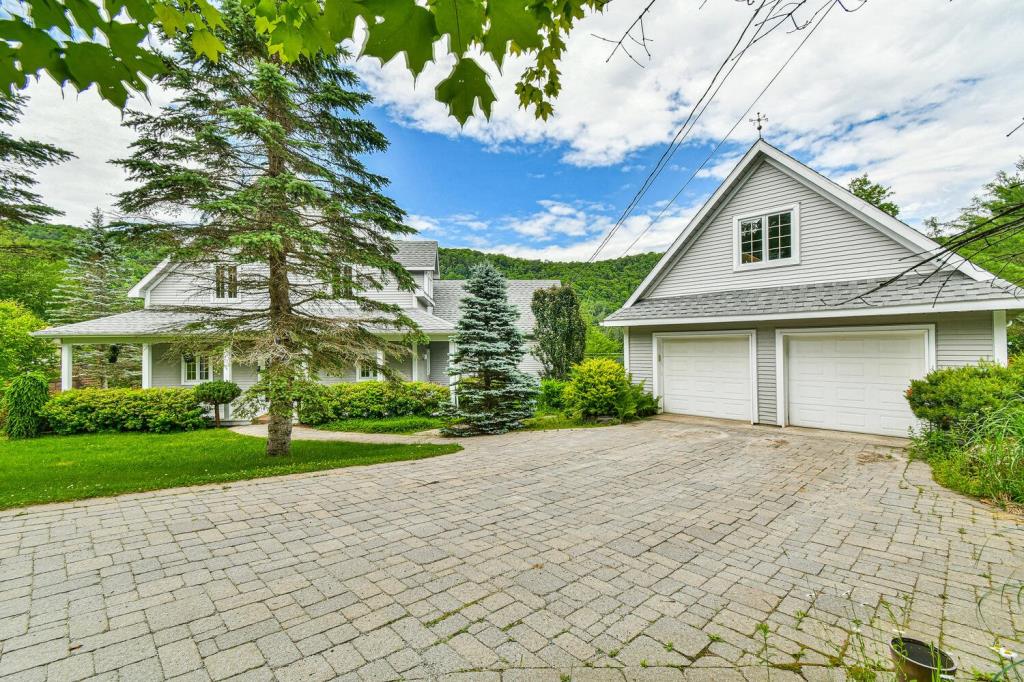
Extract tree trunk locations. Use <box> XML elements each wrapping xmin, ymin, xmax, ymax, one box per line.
<box><xmin>266</xmin><ymin>408</ymin><xmax>292</xmax><ymax>456</ymax></box>
<box><xmin>214</xmin><ymin>404</ymin><xmax>221</xmax><ymax>429</ymax></box>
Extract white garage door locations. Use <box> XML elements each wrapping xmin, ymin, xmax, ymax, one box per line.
<box><xmin>660</xmin><ymin>335</ymin><xmax>752</xmax><ymax>421</ymax></box>
<box><xmin>786</xmin><ymin>330</ymin><xmax>928</xmax><ymax>436</ymax></box>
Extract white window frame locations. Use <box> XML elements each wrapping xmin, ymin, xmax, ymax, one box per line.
<box><xmin>181</xmin><ymin>354</ymin><xmax>214</xmax><ymax>385</ymax></box>
<box><xmin>651</xmin><ymin>330</ymin><xmax>758</xmax><ymax>424</ymax></box>
<box><xmin>733</xmin><ymin>203</ymin><xmax>800</xmax><ymax>272</ymax></box>
<box><xmin>773</xmin><ymin>324</ymin><xmax>936</xmax><ymax>428</ymax></box>
<box><xmin>211</xmin><ymin>264</ymin><xmax>240</xmax><ymax>303</ymax></box>
<box><xmin>355</xmin><ymin>362</ymin><xmax>375</xmax><ymax>382</ymax></box>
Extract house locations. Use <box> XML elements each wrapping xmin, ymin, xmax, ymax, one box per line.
<box><xmin>603</xmin><ymin>140</ymin><xmax>1023</xmax><ymax>437</ymax></box>
<box><xmin>34</xmin><ymin>241</ymin><xmax>557</xmax><ymax>414</ymax></box>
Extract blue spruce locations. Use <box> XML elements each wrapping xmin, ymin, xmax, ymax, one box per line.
<box><xmin>446</xmin><ymin>262</ymin><xmax>537</xmax><ymax>435</ymax></box>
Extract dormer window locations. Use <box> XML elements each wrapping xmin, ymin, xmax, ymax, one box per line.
<box><xmin>734</xmin><ymin>205</ymin><xmax>800</xmax><ymax>271</ymax></box>
<box><xmin>213</xmin><ymin>264</ymin><xmax>239</xmax><ymax>301</ymax></box>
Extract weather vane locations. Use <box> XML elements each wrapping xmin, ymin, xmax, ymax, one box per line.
<box><xmin>749</xmin><ymin>112</ymin><xmax>767</xmax><ymax>139</ymax></box>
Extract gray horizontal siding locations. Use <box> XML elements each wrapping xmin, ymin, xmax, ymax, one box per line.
<box><xmin>648</xmin><ymin>159</ymin><xmax>922</xmax><ymax>298</ymax></box>
<box><xmin>429</xmin><ymin>341</ymin><xmax>450</xmax><ymax>385</ymax></box>
<box><xmin>626</xmin><ymin>311</ymin><xmax>998</xmax><ymax>426</ymax></box>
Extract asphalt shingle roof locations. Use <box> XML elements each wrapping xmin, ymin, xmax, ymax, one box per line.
<box><xmin>433</xmin><ymin>279</ymin><xmax>561</xmax><ymax>334</ymax></box>
<box><xmin>394</xmin><ymin>241</ymin><xmax>438</xmax><ymax>269</ymax></box>
<box><xmin>605</xmin><ymin>272</ymin><xmax>1024</xmax><ymax>323</ymax></box>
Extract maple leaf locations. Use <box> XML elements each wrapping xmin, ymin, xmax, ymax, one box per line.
<box><xmin>361</xmin><ymin>0</ymin><xmax>437</xmax><ymax>76</ymax></box>
<box><xmin>436</xmin><ymin>56</ymin><xmax>495</xmax><ymax>125</ymax></box>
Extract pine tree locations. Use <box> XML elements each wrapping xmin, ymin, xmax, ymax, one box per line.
<box><xmin>114</xmin><ymin>0</ymin><xmax>417</xmax><ymax>456</ymax></box>
<box><xmin>0</xmin><ymin>94</ymin><xmax>74</xmax><ymax>228</ymax></box>
<box><xmin>446</xmin><ymin>263</ymin><xmax>537</xmax><ymax>435</ymax></box>
<box><xmin>531</xmin><ymin>285</ymin><xmax>586</xmax><ymax>379</ymax></box>
<box><xmin>48</xmin><ymin>208</ymin><xmax>140</xmax><ymax>387</ymax></box>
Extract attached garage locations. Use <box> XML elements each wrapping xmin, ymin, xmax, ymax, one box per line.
<box><xmin>779</xmin><ymin>327</ymin><xmax>934</xmax><ymax>437</ymax></box>
<box><xmin>654</xmin><ymin>332</ymin><xmax>756</xmax><ymax>422</ymax></box>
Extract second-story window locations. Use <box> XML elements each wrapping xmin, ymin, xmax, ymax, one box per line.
<box><xmin>214</xmin><ymin>264</ymin><xmax>239</xmax><ymax>301</ymax></box>
<box><xmin>330</xmin><ymin>264</ymin><xmax>354</xmax><ymax>299</ymax></box>
<box><xmin>734</xmin><ymin>205</ymin><xmax>799</xmax><ymax>270</ymax></box>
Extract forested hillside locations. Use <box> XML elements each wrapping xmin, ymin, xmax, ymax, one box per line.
<box><xmin>439</xmin><ymin>248</ymin><xmax>661</xmax><ymax>322</ymax></box>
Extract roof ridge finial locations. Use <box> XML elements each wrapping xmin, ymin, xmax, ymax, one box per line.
<box><xmin>749</xmin><ymin>112</ymin><xmax>767</xmax><ymax>140</ymax></box>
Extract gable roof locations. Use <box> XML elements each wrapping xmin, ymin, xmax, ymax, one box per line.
<box><xmin>433</xmin><ymin>279</ymin><xmax>561</xmax><ymax>334</ymax></box>
<box><xmin>621</xmin><ymin>140</ymin><xmax>994</xmax><ymax>310</ymax></box>
<box><xmin>128</xmin><ymin>240</ymin><xmax>440</xmax><ymax>298</ymax></box>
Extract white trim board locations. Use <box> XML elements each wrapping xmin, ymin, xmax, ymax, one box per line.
<box><xmin>773</xmin><ymin>324</ymin><xmax>936</xmax><ymax>429</ymax></box>
<box><xmin>601</xmin><ymin>299</ymin><xmax>1021</xmax><ymax>327</ymax></box>
<box><xmin>994</xmin><ymin>310</ymin><xmax>1009</xmax><ymax>366</ymax></box>
<box><xmin>619</xmin><ymin>140</ymin><xmax>993</xmax><ymax>311</ymax></box>
<box><xmin>651</xmin><ymin>330</ymin><xmax>758</xmax><ymax>425</ymax></box>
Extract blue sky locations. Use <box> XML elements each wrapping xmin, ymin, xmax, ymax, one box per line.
<box><xmin>13</xmin><ymin>0</ymin><xmax>1024</xmax><ymax>262</ymax></box>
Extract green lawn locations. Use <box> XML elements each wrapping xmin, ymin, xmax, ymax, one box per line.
<box><xmin>319</xmin><ymin>415</ymin><xmax>446</xmax><ymax>434</ymax></box>
<box><xmin>0</xmin><ymin>430</ymin><xmax>462</xmax><ymax>509</ymax></box>
<box><xmin>522</xmin><ymin>413</ymin><xmax>622</xmax><ymax>431</ymax></box>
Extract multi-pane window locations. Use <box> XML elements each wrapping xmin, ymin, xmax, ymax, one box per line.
<box><xmin>736</xmin><ymin>208</ymin><xmax>796</xmax><ymax>267</ymax></box>
<box><xmin>183</xmin><ymin>355</ymin><xmax>212</xmax><ymax>383</ymax></box>
<box><xmin>739</xmin><ymin>218</ymin><xmax>763</xmax><ymax>264</ymax></box>
<box><xmin>214</xmin><ymin>265</ymin><xmax>238</xmax><ymax>300</ymax></box>
<box><xmin>358</xmin><ymin>363</ymin><xmax>374</xmax><ymax>380</ymax></box>
<box><xmin>330</xmin><ymin>264</ymin><xmax>354</xmax><ymax>299</ymax></box>
<box><xmin>766</xmin><ymin>211</ymin><xmax>792</xmax><ymax>260</ymax></box>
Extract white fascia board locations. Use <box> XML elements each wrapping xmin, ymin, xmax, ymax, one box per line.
<box><xmin>601</xmin><ymin>298</ymin><xmax>1022</xmax><ymax>327</ymax></box>
<box><xmin>127</xmin><ymin>257</ymin><xmax>174</xmax><ymax>298</ymax></box>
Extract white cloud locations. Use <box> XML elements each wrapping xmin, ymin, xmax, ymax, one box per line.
<box><xmin>11</xmin><ymin>79</ymin><xmax>168</xmax><ymax>225</ymax></box>
<box><xmin>358</xmin><ymin>0</ymin><xmax>1024</xmax><ymax>223</ymax></box>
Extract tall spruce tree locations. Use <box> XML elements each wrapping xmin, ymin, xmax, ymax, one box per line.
<box><xmin>48</xmin><ymin>208</ymin><xmax>140</xmax><ymax>387</ymax></box>
<box><xmin>531</xmin><ymin>285</ymin><xmax>586</xmax><ymax>379</ymax></box>
<box><xmin>114</xmin><ymin>0</ymin><xmax>417</xmax><ymax>456</ymax></box>
<box><xmin>446</xmin><ymin>263</ymin><xmax>537</xmax><ymax>435</ymax></box>
<box><xmin>0</xmin><ymin>94</ymin><xmax>74</xmax><ymax>228</ymax></box>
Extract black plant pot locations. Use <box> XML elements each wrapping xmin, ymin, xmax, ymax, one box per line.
<box><xmin>890</xmin><ymin>637</ymin><xmax>957</xmax><ymax>681</ymax></box>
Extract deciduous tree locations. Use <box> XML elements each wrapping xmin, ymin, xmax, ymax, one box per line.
<box><xmin>531</xmin><ymin>284</ymin><xmax>585</xmax><ymax>379</ymax></box>
<box><xmin>848</xmin><ymin>174</ymin><xmax>900</xmax><ymax>217</ymax></box>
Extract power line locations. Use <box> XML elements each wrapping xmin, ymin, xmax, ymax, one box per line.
<box><xmin>587</xmin><ymin>0</ymin><xmax>768</xmax><ymax>262</ymax></box>
<box><xmin>588</xmin><ymin>0</ymin><xmax>866</xmax><ymax>262</ymax></box>
<box><xmin>615</xmin><ymin>0</ymin><xmax>840</xmax><ymax>258</ymax></box>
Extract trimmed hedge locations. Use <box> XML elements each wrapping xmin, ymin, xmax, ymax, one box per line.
<box><xmin>906</xmin><ymin>362</ymin><xmax>1024</xmax><ymax>431</ymax></box>
<box><xmin>41</xmin><ymin>388</ymin><xmax>208</xmax><ymax>435</ymax></box>
<box><xmin>299</xmin><ymin>381</ymin><xmax>450</xmax><ymax>425</ymax></box>
<box><xmin>537</xmin><ymin>378</ymin><xmax>567</xmax><ymax>413</ymax></box>
<box><xmin>562</xmin><ymin>358</ymin><xmax>658</xmax><ymax>420</ymax></box>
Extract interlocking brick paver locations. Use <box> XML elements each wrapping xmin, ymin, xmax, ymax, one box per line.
<box><xmin>0</xmin><ymin>419</ymin><xmax>1021</xmax><ymax>680</ymax></box>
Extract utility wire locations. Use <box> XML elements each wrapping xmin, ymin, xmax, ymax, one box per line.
<box><xmin>612</xmin><ymin>0</ymin><xmax>840</xmax><ymax>259</ymax></box>
<box><xmin>587</xmin><ymin>0</ymin><xmax>768</xmax><ymax>262</ymax></box>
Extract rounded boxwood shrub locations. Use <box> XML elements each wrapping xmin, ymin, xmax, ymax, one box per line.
<box><xmin>906</xmin><ymin>362</ymin><xmax>1024</xmax><ymax>431</ymax></box>
<box><xmin>2</xmin><ymin>372</ymin><xmax>50</xmax><ymax>439</ymax></box>
<box><xmin>192</xmin><ymin>380</ymin><xmax>242</xmax><ymax>427</ymax></box>
<box><xmin>299</xmin><ymin>381</ymin><xmax>450</xmax><ymax>425</ymax></box>
<box><xmin>563</xmin><ymin>358</ymin><xmax>637</xmax><ymax>420</ymax></box>
<box><xmin>41</xmin><ymin>387</ymin><xmax>207</xmax><ymax>434</ymax></box>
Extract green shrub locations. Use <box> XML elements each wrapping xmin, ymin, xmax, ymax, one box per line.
<box><xmin>2</xmin><ymin>373</ymin><xmax>50</xmax><ymax>439</ymax></box>
<box><xmin>906</xmin><ymin>362</ymin><xmax>1024</xmax><ymax>430</ymax></box>
<box><xmin>537</xmin><ymin>378</ymin><xmax>567</xmax><ymax>413</ymax></box>
<box><xmin>299</xmin><ymin>381</ymin><xmax>450</xmax><ymax>425</ymax></box>
<box><xmin>192</xmin><ymin>380</ymin><xmax>242</xmax><ymax>427</ymax></box>
<box><xmin>631</xmin><ymin>381</ymin><xmax>660</xmax><ymax>417</ymax></box>
<box><xmin>41</xmin><ymin>388</ymin><xmax>207</xmax><ymax>435</ymax></box>
<box><xmin>912</xmin><ymin>403</ymin><xmax>1024</xmax><ymax>505</ymax></box>
<box><xmin>563</xmin><ymin>358</ymin><xmax>637</xmax><ymax>420</ymax></box>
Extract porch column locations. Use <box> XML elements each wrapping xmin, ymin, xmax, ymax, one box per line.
<box><xmin>376</xmin><ymin>350</ymin><xmax>385</xmax><ymax>381</ymax></box>
<box><xmin>141</xmin><ymin>343</ymin><xmax>152</xmax><ymax>389</ymax></box>
<box><xmin>448</xmin><ymin>339</ymin><xmax>458</xmax><ymax>405</ymax></box>
<box><xmin>60</xmin><ymin>342</ymin><xmax>73</xmax><ymax>392</ymax></box>
<box><xmin>411</xmin><ymin>341</ymin><xmax>418</xmax><ymax>381</ymax></box>
<box><xmin>222</xmin><ymin>347</ymin><xmax>233</xmax><ymax>420</ymax></box>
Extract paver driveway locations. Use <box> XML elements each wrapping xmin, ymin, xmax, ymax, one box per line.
<box><xmin>0</xmin><ymin>418</ymin><xmax>1021</xmax><ymax>681</ymax></box>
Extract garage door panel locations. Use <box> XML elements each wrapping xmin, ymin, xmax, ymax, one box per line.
<box><xmin>661</xmin><ymin>336</ymin><xmax>752</xmax><ymax>422</ymax></box>
<box><xmin>787</xmin><ymin>331</ymin><xmax>927</xmax><ymax>437</ymax></box>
